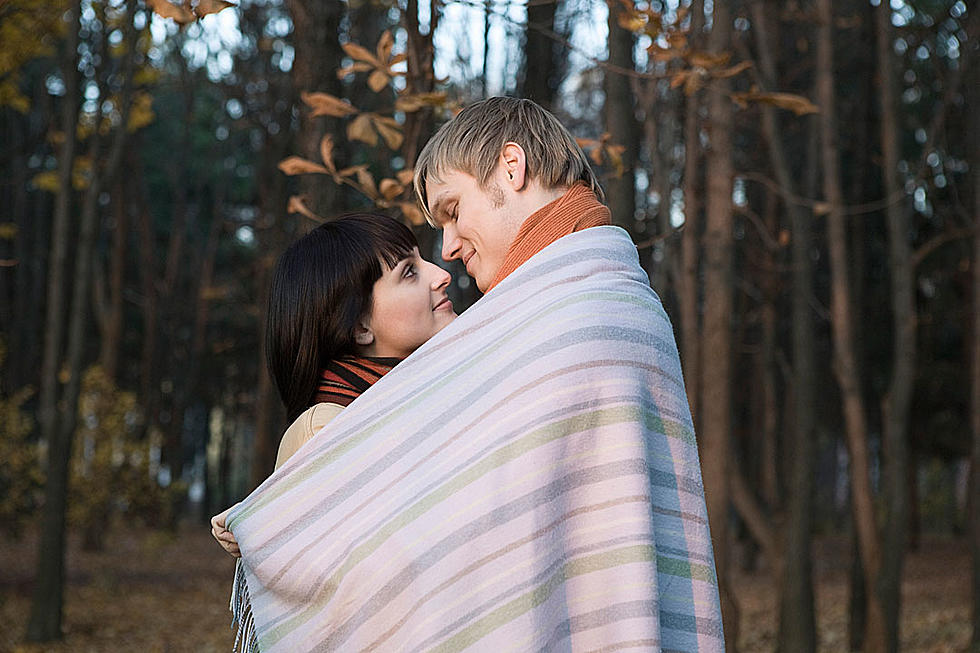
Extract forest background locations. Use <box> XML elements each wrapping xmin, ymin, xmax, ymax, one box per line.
<box><xmin>0</xmin><ymin>0</ymin><xmax>976</xmax><ymax>651</ymax></box>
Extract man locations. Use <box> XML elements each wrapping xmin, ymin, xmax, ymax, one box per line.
<box><xmin>217</xmin><ymin>97</ymin><xmax>723</xmax><ymax>652</ymax></box>
<box><xmin>412</xmin><ymin>96</ymin><xmax>610</xmax><ymax>294</ymax></box>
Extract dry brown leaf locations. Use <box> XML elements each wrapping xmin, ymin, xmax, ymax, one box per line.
<box><xmin>388</xmin><ymin>53</ymin><xmax>408</xmax><ymax>67</ymax></box>
<box><xmin>338</xmin><ymin>164</ymin><xmax>368</xmax><ymax>177</ymax></box>
<box><xmin>400</xmin><ymin>202</ymin><xmax>426</xmax><ymax>226</ymax></box>
<box><xmin>301</xmin><ymin>92</ymin><xmax>358</xmax><ymax>118</ymax></box>
<box><xmin>589</xmin><ymin>147</ymin><xmax>603</xmax><ymax>166</ymax></box>
<box><xmin>356</xmin><ymin>168</ymin><xmax>379</xmax><ymax>199</ymax></box>
<box><xmin>667</xmin><ymin>32</ymin><xmax>687</xmax><ymax>49</ymax></box>
<box><xmin>372</xmin><ymin>115</ymin><xmax>403</xmax><ymax>150</ymax></box>
<box><xmin>713</xmin><ymin>60</ymin><xmax>753</xmax><ymax>79</ymax></box>
<box><xmin>193</xmin><ymin>0</ymin><xmax>235</xmax><ymax>18</ymax></box>
<box><xmin>336</xmin><ymin>62</ymin><xmax>373</xmax><ymax>79</ymax></box>
<box><xmin>395</xmin><ymin>96</ymin><xmax>424</xmax><ymax>112</ymax></box>
<box><xmin>368</xmin><ymin>69</ymin><xmax>390</xmax><ymax>93</ymax></box>
<box><xmin>319</xmin><ymin>135</ymin><xmax>336</xmax><ymax>174</ymax></box>
<box><xmin>376</xmin><ymin>30</ymin><xmax>394</xmax><ymax>63</ymax></box>
<box><xmin>342</xmin><ymin>41</ymin><xmax>381</xmax><ymax>66</ymax></box>
<box><xmin>688</xmin><ymin>51</ymin><xmax>731</xmax><ymax>69</ymax></box>
<box><xmin>731</xmin><ymin>91</ymin><xmax>819</xmax><ymax>115</ymax></box>
<box><xmin>617</xmin><ymin>10</ymin><xmax>646</xmax><ymax>32</ymax></box>
<box><xmin>278</xmin><ymin>156</ymin><xmax>330</xmax><ymax>176</ymax></box>
<box><xmin>648</xmin><ymin>45</ymin><xmax>676</xmax><ymax>62</ymax></box>
<box><xmin>669</xmin><ymin>70</ymin><xmax>690</xmax><ymax>90</ymax></box>
<box><xmin>379</xmin><ymin>178</ymin><xmax>403</xmax><ymax>201</ymax></box>
<box><xmin>287</xmin><ymin>195</ymin><xmax>321</xmax><ymax>220</ymax></box>
<box><xmin>684</xmin><ymin>72</ymin><xmax>703</xmax><ymax>96</ymax></box>
<box><xmin>146</xmin><ymin>0</ymin><xmax>195</xmax><ymax>25</ymax></box>
<box><xmin>396</xmin><ymin>169</ymin><xmax>415</xmax><ymax>186</ymax></box>
<box><xmin>347</xmin><ymin>113</ymin><xmax>377</xmax><ymax>146</ymax></box>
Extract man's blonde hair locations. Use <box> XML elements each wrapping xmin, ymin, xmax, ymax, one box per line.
<box><xmin>413</xmin><ymin>97</ymin><xmax>603</xmax><ymax>225</ymax></box>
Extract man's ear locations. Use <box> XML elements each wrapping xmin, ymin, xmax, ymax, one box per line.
<box><xmin>353</xmin><ymin>320</ymin><xmax>375</xmax><ymax>347</ymax></box>
<box><xmin>500</xmin><ymin>142</ymin><xmax>528</xmax><ymax>191</ymax></box>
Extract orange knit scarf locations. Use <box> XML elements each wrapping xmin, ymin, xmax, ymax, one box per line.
<box><xmin>486</xmin><ymin>182</ymin><xmax>611</xmax><ymax>292</ymax></box>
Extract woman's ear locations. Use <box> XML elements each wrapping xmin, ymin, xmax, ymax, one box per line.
<box><xmin>353</xmin><ymin>320</ymin><xmax>375</xmax><ymax>347</ymax></box>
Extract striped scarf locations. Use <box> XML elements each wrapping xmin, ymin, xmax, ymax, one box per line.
<box><xmin>228</xmin><ymin>227</ymin><xmax>723</xmax><ymax>651</ymax></box>
<box><xmin>315</xmin><ymin>356</ymin><xmax>401</xmax><ymax>407</ymax></box>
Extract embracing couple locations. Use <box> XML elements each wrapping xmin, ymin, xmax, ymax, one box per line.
<box><xmin>211</xmin><ymin>97</ymin><xmax>724</xmax><ymax>652</ymax></box>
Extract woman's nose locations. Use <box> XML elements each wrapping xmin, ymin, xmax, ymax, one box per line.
<box><xmin>428</xmin><ymin>262</ymin><xmax>451</xmax><ymax>290</ymax></box>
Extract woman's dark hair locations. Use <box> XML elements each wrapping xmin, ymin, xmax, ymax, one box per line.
<box><xmin>266</xmin><ymin>212</ymin><xmax>417</xmax><ymax>421</ymax></box>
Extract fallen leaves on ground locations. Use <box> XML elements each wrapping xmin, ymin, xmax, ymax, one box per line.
<box><xmin>0</xmin><ymin>528</ymin><xmax>970</xmax><ymax>652</ymax></box>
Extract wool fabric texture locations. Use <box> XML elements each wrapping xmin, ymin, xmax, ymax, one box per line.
<box><xmin>228</xmin><ymin>226</ymin><xmax>724</xmax><ymax>652</ymax></box>
<box><xmin>485</xmin><ymin>181</ymin><xmax>611</xmax><ymax>292</ymax></box>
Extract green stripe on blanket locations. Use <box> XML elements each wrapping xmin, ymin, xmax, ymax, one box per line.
<box><xmin>228</xmin><ymin>226</ymin><xmax>724</xmax><ymax>652</ymax></box>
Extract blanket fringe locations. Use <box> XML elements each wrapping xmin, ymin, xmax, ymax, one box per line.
<box><xmin>230</xmin><ymin>558</ymin><xmax>260</xmax><ymax>653</ymax></box>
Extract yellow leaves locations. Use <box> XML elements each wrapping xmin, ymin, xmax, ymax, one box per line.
<box><xmin>301</xmin><ymin>91</ymin><xmax>358</xmax><ymax>118</ymax></box>
<box><xmin>731</xmin><ymin>90</ymin><xmax>820</xmax><ymax>116</ymax></box>
<box><xmin>127</xmin><ymin>91</ymin><xmax>155</xmax><ymax>132</ymax></box>
<box><xmin>32</xmin><ymin>156</ymin><xmax>92</xmax><ymax>193</ymax></box>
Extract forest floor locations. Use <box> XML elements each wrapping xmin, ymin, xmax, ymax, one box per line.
<box><xmin>0</xmin><ymin>525</ymin><xmax>970</xmax><ymax>652</ymax></box>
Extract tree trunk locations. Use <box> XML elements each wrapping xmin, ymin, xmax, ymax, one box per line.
<box><xmin>603</xmin><ymin>0</ymin><xmax>637</xmax><ymax>232</ymax></box>
<box><xmin>680</xmin><ymin>0</ymin><xmax>704</xmax><ymax>422</ymax></box>
<box><xmin>816</xmin><ymin>0</ymin><xmax>886</xmax><ymax>649</ymax></box>
<box><xmin>26</xmin><ymin>2</ymin><xmax>81</xmax><ymax>640</ymax></box>
<box><xmin>970</xmin><ymin>26</ymin><xmax>980</xmax><ymax>650</ymax></box>
<box><xmin>517</xmin><ymin>0</ymin><xmax>563</xmax><ymax>110</ymax></box>
<box><xmin>875</xmin><ymin>4</ymin><xmax>912</xmax><ymax>651</ymax></box>
<box><xmin>285</xmin><ymin>0</ymin><xmax>344</xmax><ymax>213</ymax></box>
<box><xmin>700</xmin><ymin>2</ymin><xmax>737</xmax><ymax>648</ymax></box>
<box><xmin>97</xmin><ymin>181</ymin><xmax>127</xmax><ymax>381</ymax></box>
<box><xmin>747</xmin><ymin>1</ymin><xmax>818</xmax><ymax>649</ymax></box>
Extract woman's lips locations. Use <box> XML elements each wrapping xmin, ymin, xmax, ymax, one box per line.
<box><xmin>433</xmin><ymin>297</ymin><xmax>453</xmax><ymax>312</ymax></box>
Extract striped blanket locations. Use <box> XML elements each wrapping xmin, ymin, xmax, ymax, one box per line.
<box><xmin>227</xmin><ymin>226</ymin><xmax>724</xmax><ymax>652</ymax></box>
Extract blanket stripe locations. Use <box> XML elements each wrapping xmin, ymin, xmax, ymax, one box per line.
<box><xmin>229</xmin><ymin>226</ymin><xmax>723</xmax><ymax>651</ymax></box>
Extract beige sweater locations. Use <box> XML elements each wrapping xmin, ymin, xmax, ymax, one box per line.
<box><xmin>274</xmin><ymin>402</ymin><xmax>344</xmax><ymax>469</ymax></box>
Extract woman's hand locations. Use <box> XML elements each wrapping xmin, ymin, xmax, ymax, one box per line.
<box><xmin>211</xmin><ymin>504</ymin><xmax>241</xmax><ymax>558</ymax></box>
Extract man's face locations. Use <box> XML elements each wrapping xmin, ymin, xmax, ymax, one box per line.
<box><xmin>424</xmin><ymin>168</ymin><xmax>521</xmax><ymax>292</ymax></box>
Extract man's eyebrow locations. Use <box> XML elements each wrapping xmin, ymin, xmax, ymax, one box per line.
<box><xmin>430</xmin><ymin>193</ymin><xmax>453</xmax><ymax>223</ymax></box>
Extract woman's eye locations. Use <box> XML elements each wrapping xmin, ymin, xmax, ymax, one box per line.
<box><xmin>403</xmin><ymin>264</ymin><xmax>417</xmax><ymax>279</ymax></box>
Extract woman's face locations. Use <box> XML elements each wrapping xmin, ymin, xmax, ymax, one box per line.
<box><xmin>358</xmin><ymin>248</ymin><xmax>456</xmax><ymax>358</ymax></box>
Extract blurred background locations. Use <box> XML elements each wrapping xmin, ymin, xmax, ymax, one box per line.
<box><xmin>0</xmin><ymin>0</ymin><xmax>976</xmax><ymax>651</ymax></box>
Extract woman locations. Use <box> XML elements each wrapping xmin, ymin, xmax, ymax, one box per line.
<box><xmin>211</xmin><ymin>212</ymin><xmax>455</xmax><ymax>556</ymax></box>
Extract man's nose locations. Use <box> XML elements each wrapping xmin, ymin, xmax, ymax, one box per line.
<box><xmin>441</xmin><ymin>224</ymin><xmax>461</xmax><ymax>262</ymax></box>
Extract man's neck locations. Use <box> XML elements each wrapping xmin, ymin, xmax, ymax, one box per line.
<box><xmin>511</xmin><ymin>183</ymin><xmax>570</xmax><ymax>231</ymax></box>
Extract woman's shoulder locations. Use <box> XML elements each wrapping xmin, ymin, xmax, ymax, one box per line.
<box><xmin>274</xmin><ymin>402</ymin><xmax>344</xmax><ymax>469</ymax></box>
